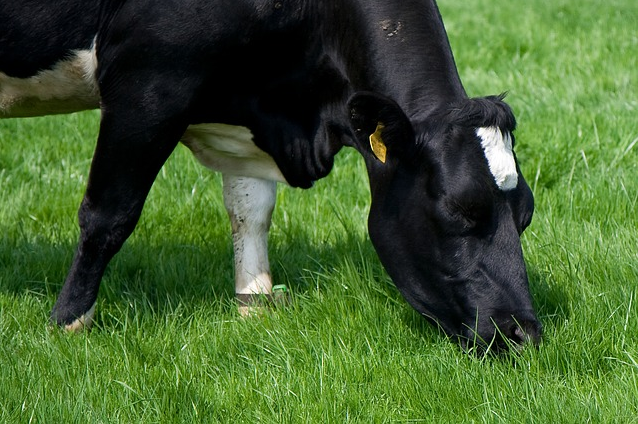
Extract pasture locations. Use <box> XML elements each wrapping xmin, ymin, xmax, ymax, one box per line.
<box><xmin>1</xmin><ymin>0</ymin><xmax>636</xmax><ymax>421</ymax></box>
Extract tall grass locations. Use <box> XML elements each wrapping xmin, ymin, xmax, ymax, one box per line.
<box><xmin>1</xmin><ymin>0</ymin><xmax>637</xmax><ymax>421</ymax></box>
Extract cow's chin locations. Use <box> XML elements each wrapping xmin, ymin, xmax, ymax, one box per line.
<box><xmin>410</xmin><ymin>298</ymin><xmax>542</xmax><ymax>354</ymax></box>
<box><xmin>456</xmin><ymin>309</ymin><xmax>543</xmax><ymax>354</ymax></box>
<box><xmin>379</xmin><ymin>263</ymin><xmax>542</xmax><ymax>354</ymax></box>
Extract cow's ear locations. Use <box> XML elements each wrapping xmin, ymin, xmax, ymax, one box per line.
<box><xmin>348</xmin><ymin>91</ymin><xmax>414</xmax><ymax>164</ymax></box>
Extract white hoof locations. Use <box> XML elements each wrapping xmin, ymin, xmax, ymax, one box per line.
<box><xmin>63</xmin><ymin>302</ymin><xmax>96</xmax><ymax>332</ymax></box>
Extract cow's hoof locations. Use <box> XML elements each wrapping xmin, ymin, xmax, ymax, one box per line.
<box><xmin>236</xmin><ymin>285</ymin><xmax>290</xmax><ymax>317</ymax></box>
<box><xmin>50</xmin><ymin>302</ymin><xmax>97</xmax><ymax>332</ymax></box>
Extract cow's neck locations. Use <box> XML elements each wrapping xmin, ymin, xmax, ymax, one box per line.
<box><xmin>325</xmin><ymin>0</ymin><xmax>467</xmax><ymax>118</ymax></box>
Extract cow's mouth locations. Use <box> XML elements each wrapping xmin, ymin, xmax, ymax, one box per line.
<box><xmin>457</xmin><ymin>312</ymin><xmax>542</xmax><ymax>354</ymax></box>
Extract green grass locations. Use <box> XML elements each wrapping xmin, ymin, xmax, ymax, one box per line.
<box><xmin>1</xmin><ymin>0</ymin><xmax>637</xmax><ymax>421</ymax></box>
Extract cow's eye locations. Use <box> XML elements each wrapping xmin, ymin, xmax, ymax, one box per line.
<box><xmin>446</xmin><ymin>198</ymin><xmax>492</xmax><ymax>229</ymax></box>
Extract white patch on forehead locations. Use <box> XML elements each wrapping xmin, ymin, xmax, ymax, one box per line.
<box><xmin>476</xmin><ymin>126</ymin><xmax>518</xmax><ymax>191</ymax></box>
<box><xmin>0</xmin><ymin>42</ymin><xmax>99</xmax><ymax>117</ymax></box>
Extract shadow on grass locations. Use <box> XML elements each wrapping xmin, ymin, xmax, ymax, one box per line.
<box><xmin>527</xmin><ymin>264</ymin><xmax>571</xmax><ymax>328</ymax></box>
<box><xmin>0</xmin><ymin>231</ymin><xmax>403</xmax><ymax>319</ymax></box>
<box><xmin>0</xmin><ymin>231</ymin><xmax>563</xmax><ymax>349</ymax></box>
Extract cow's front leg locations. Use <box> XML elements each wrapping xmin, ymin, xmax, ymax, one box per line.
<box><xmin>222</xmin><ymin>175</ymin><xmax>277</xmax><ymax>315</ymax></box>
<box><xmin>50</xmin><ymin>107</ymin><xmax>186</xmax><ymax>331</ymax></box>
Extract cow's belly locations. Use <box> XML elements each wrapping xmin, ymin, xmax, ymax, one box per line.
<box><xmin>181</xmin><ymin>124</ymin><xmax>287</xmax><ymax>183</ymax></box>
<box><xmin>0</xmin><ymin>48</ymin><xmax>99</xmax><ymax>118</ymax></box>
<box><xmin>1</xmin><ymin>46</ymin><xmax>286</xmax><ymax>183</ymax></box>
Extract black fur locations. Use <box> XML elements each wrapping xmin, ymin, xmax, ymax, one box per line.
<box><xmin>1</xmin><ymin>0</ymin><xmax>540</xmax><ymax>351</ymax></box>
<box><xmin>0</xmin><ymin>1</ymin><xmax>98</xmax><ymax>77</ymax></box>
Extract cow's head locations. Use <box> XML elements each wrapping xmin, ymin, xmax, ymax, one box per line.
<box><xmin>348</xmin><ymin>92</ymin><xmax>541</xmax><ymax>352</ymax></box>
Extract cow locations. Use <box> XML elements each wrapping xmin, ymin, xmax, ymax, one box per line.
<box><xmin>0</xmin><ymin>0</ymin><xmax>541</xmax><ymax>351</ymax></box>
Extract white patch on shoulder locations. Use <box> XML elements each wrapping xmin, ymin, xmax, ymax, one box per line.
<box><xmin>181</xmin><ymin>123</ymin><xmax>287</xmax><ymax>183</ymax></box>
<box><xmin>476</xmin><ymin>126</ymin><xmax>518</xmax><ymax>191</ymax></box>
<box><xmin>0</xmin><ymin>42</ymin><xmax>99</xmax><ymax>117</ymax></box>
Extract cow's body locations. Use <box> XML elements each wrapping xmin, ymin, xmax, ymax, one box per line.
<box><xmin>1</xmin><ymin>0</ymin><xmax>541</xmax><ymax>350</ymax></box>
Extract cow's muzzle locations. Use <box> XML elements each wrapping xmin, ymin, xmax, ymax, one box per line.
<box><xmin>460</xmin><ymin>311</ymin><xmax>542</xmax><ymax>354</ymax></box>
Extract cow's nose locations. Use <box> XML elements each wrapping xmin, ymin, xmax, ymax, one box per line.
<box><xmin>506</xmin><ymin>318</ymin><xmax>542</xmax><ymax>348</ymax></box>
<box><xmin>461</xmin><ymin>313</ymin><xmax>542</xmax><ymax>353</ymax></box>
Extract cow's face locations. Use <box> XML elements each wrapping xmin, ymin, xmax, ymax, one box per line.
<box><xmin>349</xmin><ymin>92</ymin><xmax>541</xmax><ymax>352</ymax></box>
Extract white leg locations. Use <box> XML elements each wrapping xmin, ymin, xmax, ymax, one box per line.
<box><xmin>222</xmin><ymin>175</ymin><xmax>276</xmax><ymax>304</ymax></box>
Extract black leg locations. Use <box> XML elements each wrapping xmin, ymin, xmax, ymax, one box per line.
<box><xmin>50</xmin><ymin>105</ymin><xmax>188</xmax><ymax>330</ymax></box>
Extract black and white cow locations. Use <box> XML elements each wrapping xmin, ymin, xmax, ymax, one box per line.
<box><xmin>0</xmin><ymin>0</ymin><xmax>541</xmax><ymax>350</ymax></box>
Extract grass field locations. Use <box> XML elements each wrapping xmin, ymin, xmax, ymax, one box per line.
<box><xmin>1</xmin><ymin>0</ymin><xmax>637</xmax><ymax>422</ymax></box>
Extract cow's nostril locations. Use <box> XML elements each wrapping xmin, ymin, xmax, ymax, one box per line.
<box><xmin>508</xmin><ymin>320</ymin><xmax>542</xmax><ymax>347</ymax></box>
<box><xmin>513</xmin><ymin>326</ymin><xmax>527</xmax><ymax>343</ymax></box>
<box><xmin>460</xmin><ymin>315</ymin><xmax>542</xmax><ymax>354</ymax></box>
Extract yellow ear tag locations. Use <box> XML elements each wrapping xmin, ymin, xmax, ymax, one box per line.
<box><xmin>369</xmin><ymin>122</ymin><xmax>387</xmax><ymax>163</ymax></box>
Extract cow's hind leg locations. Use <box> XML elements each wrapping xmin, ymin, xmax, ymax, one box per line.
<box><xmin>222</xmin><ymin>175</ymin><xmax>279</xmax><ymax>315</ymax></box>
<box><xmin>50</xmin><ymin>104</ymin><xmax>188</xmax><ymax>330</ymax></box>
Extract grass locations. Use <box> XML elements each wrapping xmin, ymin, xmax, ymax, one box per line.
<box><xmin>1</xmin><ymin>0</ymin><xmax>637</xmax><ymax>421</ymax></box>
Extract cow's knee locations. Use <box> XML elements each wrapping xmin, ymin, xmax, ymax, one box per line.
<box><xmin>77</xmin><ymin>194</ymin><xmax>143</xmax><ymax>258</ymax></box>
<box><xmin>223</xmin><ymin>175</ymin><xmax>276</xmax><ymax>233</ymax></box>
